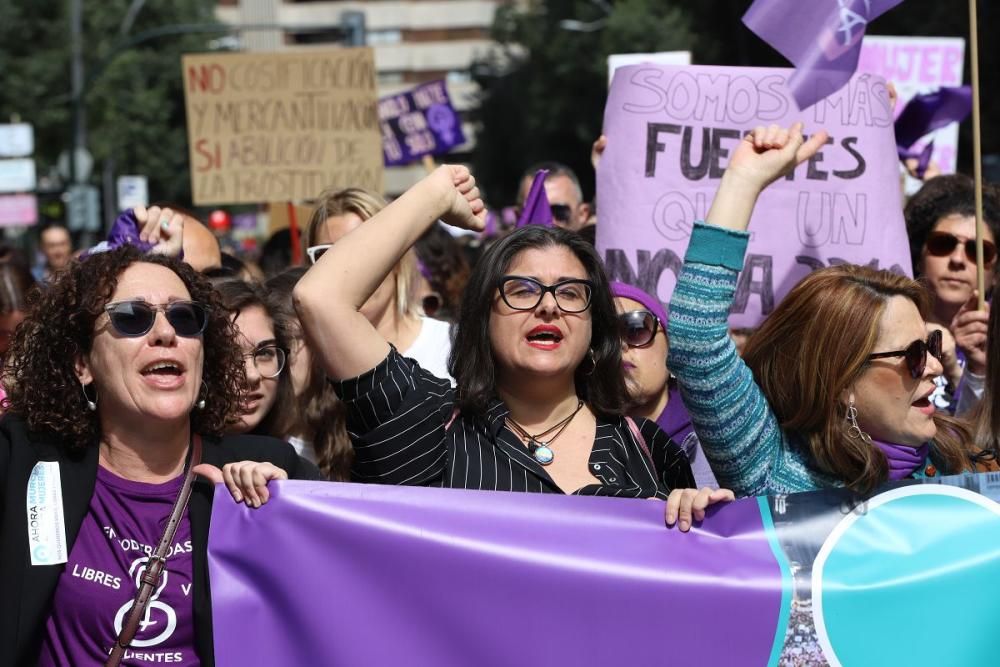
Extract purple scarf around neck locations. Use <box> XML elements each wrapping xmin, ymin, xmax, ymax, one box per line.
<box><xmin>873</xmin><ymin>440</ymin><xmax>930</xmax><ymax>480</ymax></box>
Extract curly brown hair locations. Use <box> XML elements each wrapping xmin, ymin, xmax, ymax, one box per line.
<box><xmin>2</xmin><ymin>246</ymin><xmax>245</xmax><ymax>450</ymax></box>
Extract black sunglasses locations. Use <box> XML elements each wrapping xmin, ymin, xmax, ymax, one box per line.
<box><xmin>619</xmin><ymin>310</ymin><xmax>659</xmax><ymax>348</ymax></box>
<box><xmin>925</xmin><ymin>231</ymin><xmax>997</xmax><ymax>265</ymax></box>
<box><xmin>104</xmin><ymin>300</ymin><xmax>210</xmax><ymax>338</ymax></box>
<box><xmin>550</xmin><ymin>204</ymin><xmax>573</xmax><ymax>223</ymax></box>
<box><xmin>498</xmin><ymin>276</ymin><xmax>594</xmax><ymax>313</ymax></box>
<box><xmin>866</xmin><ymin>329</ymin><xmax>942</xmax><ymax>379</ymax></box>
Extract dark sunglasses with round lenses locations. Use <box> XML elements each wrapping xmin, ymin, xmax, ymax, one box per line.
<box><xmin>619</xmin><ymin>310</ymin><xmax>659</xmax><ymax>348</ymax></box>
<box><xmin>498</xmin><ymin>276</ymin><xmax>594</xmax><ymax>313</ymax></box>
<box><xmin>866</xmin><ymin>328</ymin><xmax>943</xmax><ymax>379</ymax></box>
<box><xmin>924</xmin><ymin>231</ymin><xmax>997</xmax><ymax>265</ymax></box>
<box><xmin>104</xmin><ymin>300</ymin><xmax>210</xmax><ymax>338</ymax></box>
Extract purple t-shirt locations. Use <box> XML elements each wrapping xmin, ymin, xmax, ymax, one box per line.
<box><xmin>39</xmin><ymin>466</ymin><xmax>198</xmax><ymax>666</ymax></box>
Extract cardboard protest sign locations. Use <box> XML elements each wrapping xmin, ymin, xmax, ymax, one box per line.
<box><xmin>182</xmin><ymin>49</ymin><xmax>382</xmax><ymax>205</ymax></box>
<box><xmin>596</xmin><ymin>64</ymin><xmax>911</xmax><ymax>328</ymax></box>
<box><xmin>379</xmin><ymin>80</ymin><xmax>466</xmax><ymax>166</ymax></box>
<box><xmin>859</xmin><ymin>36</ymin><xmax>965</xmax><ymax>178</ymax></box>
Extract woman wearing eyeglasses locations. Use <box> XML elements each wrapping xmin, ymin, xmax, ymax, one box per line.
<box><xmin>904</xmin><ymin>175</ymin><xmax>1000</xmax><ymax>414</ymax></box>
<box><xmin>305</xmin><ymin>187</ymin><xmax>453</xmax><ymax>380</ymax></box>
<box><xmin>295</xmin><ymin>166</ymin><xmax>734</xmax><ymax>530</ymax></box>
<box><xmin>611</xmin><ymin>282</ymin><xmax>718</xmax><ymax>490</ymax></box>
<box><xmin>213</xmin><ymin>280</ymin><xmax>295</xmax><ymax>439</ymax></box>
<box><xmin>0</xmin><ymin>243</ymin><xmax>318</xmax><ymax>666</ymax></box>
<box><xmin>668</xmin><ymin>123</ymin><xmax>996</xmax><ymax>499</ymax></box>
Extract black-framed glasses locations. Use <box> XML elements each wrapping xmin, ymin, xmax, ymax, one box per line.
<box><xmin>104</xmin><ymin>301</ymin><xmax>209</xmax><ymax>338</ymax></box>
<box><xmin>619</xmin><ymin>310</ymin><xmax>659</xmax><ymax>348</ymax></box>
<box><xmin>242</xmin><ymin>344</ymin><xmax>287</xmax><ymax>379</ymax></box>
<box><xmin>306</xmin><ymin>244</ymin><xmax>333</xmax><ymax>264</ymax></box>
<box><xmin>498</xmin><ymin>276</ymin><xmax>594</xmax><ymax>313</ymax></box>
<box><xmin>925</xmin><ymin>231</ymin><xmax>997</xmax><ymax>265</ymax></box>
<box><xmin>866</xmin><ymin>329</ymin><xmax>942</xmax><ymax>379</ymax></box>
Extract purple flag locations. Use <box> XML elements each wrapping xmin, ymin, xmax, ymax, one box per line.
<box><xmin>743</xmin><ymin>0</ymin><xmax>905</xmax><ymax>110</ymax></box>
<box><xmin>895</xmin><ymin>86</ymin><xmax>973</xmax><ymax>150</ymax></box>
<box><xmin>515</xmin><ymin>170</ymin><xmax>554</xmax><ymax>228</ymax></box>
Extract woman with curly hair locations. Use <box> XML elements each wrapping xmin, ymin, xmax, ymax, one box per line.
<box><xmin>0</xmin><ymin>235</ymin><xmax>318</xmax><ymax>666</ymax></box>
<box><xmin>904</xmin><ymin>175</ymin><xmax>1000</xmax><ymax>413</ymax></box>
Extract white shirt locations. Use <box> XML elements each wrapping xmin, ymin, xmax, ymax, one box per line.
<box><xmin>403</xmin><ymin>316</ymin><xmax>453</xmax><ymax>382</ymax></box>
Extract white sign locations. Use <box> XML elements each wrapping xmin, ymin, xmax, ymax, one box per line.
<box><xmin>117</xmin><ymin>175</ymin><xmax>149</xmax><ymax>211</ymax></box>
<box><xmin>607</xmin><ymin>52</ymin><xmax>692</xmax><ymax>87</ymax></box>
<box><xmin>0</xmin><ymin>123</ymin><xmax>34</xmax><ymax>158</ymax></box>
<box><xmin>859</xmin><ymin>36</ymin><xmax>966</xmax><ymax>183</ymax></box>
<box><xmin>0</xmin><ymin>158</ymin><xmax>36</xmax><ymax>193</ymax></box>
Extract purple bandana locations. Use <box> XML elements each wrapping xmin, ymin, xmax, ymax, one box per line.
<box><xmin>874</xmin><ymin>439</ymin><xmax>930</xmax><ymax>480</ymax></box>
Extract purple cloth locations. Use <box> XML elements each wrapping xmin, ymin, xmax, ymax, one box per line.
<box><xmin>39</xmin><ymin>467</ymin><xmax>196</xmax><ymax>666</ymax></box>
<box><xmin>743</xmin><ymin>0</ymin><xmax>905</xmax><ymax>109</ymax></box>
<box><xmin>874</xmin><ymin>439</ymin><xmax>930</xmax><ymax>480</ymax></box>
<box><xmin>610</xmin><ymin>281</ymin><xmax>668</xmax><ymax>329</ymax></box>
<box><xmin>895</xmin><ymin>86</ymin><xmax>972</xmax><ymax>176</ymax></box>
<box><xmin>895</xmin><ymin>86</ymin><xmax>973</xmax><ymax>150</ymax></box>
<box><xmin>657</xmin><ymin>388</ymin><xmax>719</xmax><ymax>489</ymax></box>
<box><xmin>209</xmin><ymin>482</ymin><xmax>784</xmax><ymax>665</ymax></box>
<box><xmin>515</xmin><ymin>170</ymin><xmax>554</xmax><ymax>228</ymax></box>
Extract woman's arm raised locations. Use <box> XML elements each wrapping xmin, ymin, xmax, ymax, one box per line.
<box><xmin>294</xmin><ymin>166</ymin><xmax>485</xmax><ymax>381</ymax></box>
<box><xmin>706</xmin><ymin>122</ymin><xmax>829</xmax><ymax>232</ymax></box>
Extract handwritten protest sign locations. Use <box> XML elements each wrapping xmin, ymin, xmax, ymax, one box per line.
<box><xmin>859</xmin><ymin>36</ymin><xmax>965</xmax><ymax>177</ymax></box>
<box><xmin>182</xmin><ymin>49</ymin><xmax>382</xmax><ymax>205</ymax></box>
<box><xmin>380</xmin><ymin>80</ymin><xmax>466</xmax><ymax>166</ymax></box>
<box><xmin>596</xmin><ymin>65</ymin><xmax>911</xmax><ymax>328</ymax></box>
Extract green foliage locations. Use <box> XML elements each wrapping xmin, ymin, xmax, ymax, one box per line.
<box><xmin>0</xmin><ymin>0</ymin><xmax>220</xmax><ymax>205</ymax></box>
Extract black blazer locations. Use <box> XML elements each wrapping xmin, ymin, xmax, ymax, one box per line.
<box><xmin>0</xmin><ymin>413</ymin><xmax>321</xmax><ymax>666</ymax></box>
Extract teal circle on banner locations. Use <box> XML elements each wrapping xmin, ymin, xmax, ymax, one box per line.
<box><xmin>813</xmin><ymin>486</ymin><xmax>1000</xmax><ymax>666</ymax></box>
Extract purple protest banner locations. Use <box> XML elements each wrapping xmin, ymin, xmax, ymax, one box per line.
<box><xmin>743</xmin><ymin>0</ymin><xmax>904</xmax><ymax>110</ymax></box>
<box><xmin>380</xmin><ymin>80</ymin><xmax>466</xmax><ymax>166</ymax></box>
<box><xmin>596</xmin><ymin>64</ymin><xmax>911</xmax><ymax>329</ymax></box>
<box><xmin>209</xmin><ymin>483</ymin><xmax>785</xmax><ymax>666</ymax></box>
<box><xmin>209</xmin><ymin>475</ymin><xmax>1000</xmax><ymax>665</ymax></box>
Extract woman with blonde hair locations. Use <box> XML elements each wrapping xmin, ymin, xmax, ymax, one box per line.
<box><xmin>668</xmin><ymin>123</ymin><xmax>994</xmax><ymax>497</ymax></box>
<box><xmin>306</xmin><ymin>187</ymin><xmax>452</xmax><ymax>379</ymax></box>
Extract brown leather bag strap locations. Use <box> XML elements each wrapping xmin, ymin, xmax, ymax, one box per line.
<box><xmin>105</xmin><ymin>434</ymin><xmax>203</xmax><ymax>667</ymax></box>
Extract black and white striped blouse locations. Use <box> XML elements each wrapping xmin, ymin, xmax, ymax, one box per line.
<box><xmin>334</xmin><ymin>349</ymin><xmax>695</xmax><ymax>498</ymax></box>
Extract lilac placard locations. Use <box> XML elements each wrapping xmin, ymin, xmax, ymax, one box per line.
<box><xmin>208</xmin><ymin>482</ymin><xmax>784</xmax><ymax>666</ymax></box>
<box><xmin>0</xmin><ymin>193</ymin><xmax>37</xmax><ymax>226</ymax></box>
<box><xmin>380</xmin><ymin>80</ymin><xmax>466</xmax><ymax>167</ymax></box>
<box><xmin>596</xmin><ymin>64</ymin><xmax>912</xmax><ymax>328</ymax></box>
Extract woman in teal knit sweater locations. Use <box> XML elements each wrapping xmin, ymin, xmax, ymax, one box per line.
<box><xmin>668</xmin><ymin>123</ymin><xmax>989</xmax><ymax>498</ymax></box>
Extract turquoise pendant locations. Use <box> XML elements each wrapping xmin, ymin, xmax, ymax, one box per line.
<box><xmin>530</xmin><ymin>440</ymin><xmax>554</xmax><ymax>466</ymax></box>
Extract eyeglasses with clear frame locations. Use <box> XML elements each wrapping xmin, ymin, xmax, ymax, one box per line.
<box><xmin>498</xmin><ymin>275</ymin><xmax>594</xmax><ymax>313</ymax></box>
<box><xmin>242</xmin><ymin>344</ymin><xmax>288</xmax><ymax>378</ymax></box>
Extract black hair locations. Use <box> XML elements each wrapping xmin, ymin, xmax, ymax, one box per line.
<box><xmin>905</xmin><ymin>174</ymin><xmax>1000</xmax><ymax>274</ymax></box>
<box><xmin>259</xmin><ymin>228</ymin><xmax>293</xmax><ymax>279</ymax></box>
<box><xmin>448</xmin><ymin>225</ymin><xmax>626</xmax><ymax>417</ymax></box>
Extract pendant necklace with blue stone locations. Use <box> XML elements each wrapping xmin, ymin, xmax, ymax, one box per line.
<box><xmin>505</xmin><ymin>400</ymin><xmax>585</xmax><ymax>466</ymax></box>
